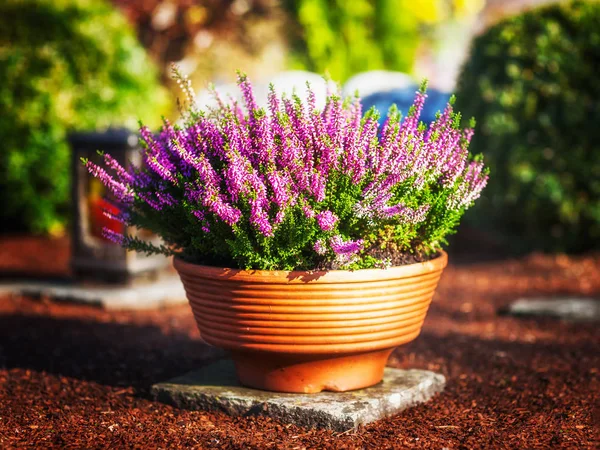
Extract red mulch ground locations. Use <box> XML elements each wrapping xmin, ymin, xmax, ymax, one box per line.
<box><xmin>0</xmin><ymin>236</ymin><xmax>599</xmax><ymax>449</ymax></box>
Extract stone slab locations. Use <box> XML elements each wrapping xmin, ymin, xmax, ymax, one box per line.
<box><xmin>0</xmin><ymin>275</ymin><xmax>187</xmax><ymax>310</ymax></box>
<box><xmin>506</xmin><ymin>297</ymin><xmax>600</xmax><ymax>322</ymax></box>
<box><xmin>151</xmin><ymin>359</ymin><xmax>445</xmax><ymax>431</ymax></box>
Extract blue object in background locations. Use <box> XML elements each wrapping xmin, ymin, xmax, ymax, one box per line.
<box><xmin>361</xmin><ymin>87</ymin><xmax>451</xmax><ymax>126</ymax></box>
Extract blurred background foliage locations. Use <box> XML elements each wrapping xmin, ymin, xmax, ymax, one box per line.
<box><xmin>112</xmin><ymin>0</ymin><xmax>287</xmax><ymax>88</ymax></box>
<box><xmin>1</xmin><ymin>0</ymin><xmax>597</xmax><ymax>255</ymax></box>
<box><xmin>455</xmin><ymin>0</ymin><xmax>600</xmax><ymax>253</ymax></box>
<box><xmin>282</xmin><ymin>0</ymin><xmax>483</xmax><ymax>82</ymax></box>
<box><xmin>0</xmin><ymin>0</ymin><xmax>168</xmax><ymax>235</ymax></box>
<box><xmin>110</xmin><ymin>0</ymin><xmax>484</xmax><ymax>87</ymax></box>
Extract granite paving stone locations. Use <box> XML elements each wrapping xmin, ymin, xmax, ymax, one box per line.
<box><xmin>152</xmin><ymin>359</ymin><xmax>446</xmax><ymax>431</ymax></box>
<box><xmin>0</xmin><ymin>276</ymin><xmax>187</xmax><ymax>310</ymax></box>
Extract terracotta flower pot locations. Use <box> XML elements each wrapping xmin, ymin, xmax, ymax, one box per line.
<box><xmin>174</xmin><ymin>251</ymin><xmax>448</xmax><ymax>393</ymax></box>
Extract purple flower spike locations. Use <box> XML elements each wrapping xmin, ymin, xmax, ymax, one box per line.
<box><xmin>103</xmin><ymin>154</ymin><xmax>134</xmax><ymax>185</ymax></box>
<box><xmin>102</xmin><ymin>228</ymin><xmax>126</xmax><ymax>245</ymax></box>
<box><xmin>102</xmin><ymin>209</ymin><xmax>130</xmax><ymax>224</ymax></box>
<box><xmin>84</xmin><ymin>160</ymin><xmax>134</xmax><ymax>204</ymax></box>
<box><xmin>316</xmin><ymin>210</ymin><xmax>338</xmax><ymax>231</ymax></box>
<box><xmin>302</xmin><ymin>205</ymin><xmax>315</xmax><ymax>219</ymax></box>
<box><xmin>330</xmin><ymin>235</ymin><xmax>364</xmax><ymax>256</ymax></box>
<box><xmin>329</xmin><ymin>235</ymin><xmax>364</xmax><ymax>267</ymax></box>
<box><xmin>381</xmin><ymin>204</ymin><xmax>430</xmax><ymax>224</ymax></box>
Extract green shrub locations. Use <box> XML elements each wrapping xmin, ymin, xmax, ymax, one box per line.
<box><xmin>454</xmin><ymin>0</ymin><xmax>600</xmax><ymax>253</ymax></box>
<box><xmin>0</xmin><ymin>0</ymin><xmax>168</xmax><ymax>234</ymax></box>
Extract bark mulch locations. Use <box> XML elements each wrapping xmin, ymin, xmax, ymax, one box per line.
<box><xmin>0</xmin><ymin>237</ymin><xmax>598</xmax><ymax>449</ymax></box>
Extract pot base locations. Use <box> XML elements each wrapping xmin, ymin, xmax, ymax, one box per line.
<box><xmin>231</xmin><ymin>348</ymin><xmax>395</xmax><ymax>393</ymax></box>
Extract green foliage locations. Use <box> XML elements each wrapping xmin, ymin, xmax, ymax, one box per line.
<box><xmin>454</xmin><ymin>0</ymin><xmax>600</xmax><ymax>253</ymax></box>
<box><xmin>282</xmin><ymin>0</ymin><xmax>424</xmax><ymax>81</ymax></box>
<box><xmin>283</xmin><ymin>0</ymin><xmax>483</xmax><ymax>81</ymax></box>
<box><xmin>0</xmin><ymin>0</ymin><xmax>168</xmax><ymax>234</ymax></box>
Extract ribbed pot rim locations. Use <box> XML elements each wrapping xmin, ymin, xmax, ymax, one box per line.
<box><xmin>174</xmin><ymin>250</ymin><xmax>448</xmax><ymax>283</ymax></box>
<box><xmin>175</xmin><ymin>251</ymin><xmax>447</xmax><ymax>354</ymax></box>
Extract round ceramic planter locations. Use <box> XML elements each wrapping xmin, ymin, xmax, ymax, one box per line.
<box><xmin>174</xmin><ymin>251</ymin><xmax>448</xmax><ymax>393</ymax></box>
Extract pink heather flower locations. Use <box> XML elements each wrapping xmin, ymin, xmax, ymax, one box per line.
<box><xmin>238</xmin><ymin>72</ymin><xmax>258</xmax><ymax>116</ymax></box>
<box><xmin>84</xmin><ymin>160</ymin><xmax>134</xmax><ymax>204</ymax></box>
<box><xmin>204</xmin><ymin>195</ymin><xmax>242</xmax><ymax>227</ymax></box>
<box><xmin>302</xmin><ymin>204</ymin><xmax>315</xmax><ymax>219</ymax></box>
<box><xmin>138</xmin><ymin>192</ymin><xmax>163</xmax><ymax>210</ymax></box>
<box><xmin>249</xmin><ymin>199</ymin><xmax>273</xmax><ymax>237</ymax></box>
<box><xmin>224</xmin><ymin>150</ymin><xmax>250</xmax><ymax>203</ymax></box>
<box><xmin>316</xmin><ymin>210</ymin><xmax>338</xmax><ymax>231</ymax></box>
<box><xmin>267</xmin><ymin>170</ymin><xmax>290</xmax><ymax>208</ymax></box>
<box><xmin>407</xmin><ymin>205</ymin><xmax>430</xmax><ymax>224</ymax></box>
<box><xmin>353</xmin><ymin>189</ymin><xmax>393</xmax><ymax>220</ymax></box>
<box><xmin>156</xmin><ymin>190</ymin><xmax>177</xmax><ymax>207</ymax></box>
<box><xmin>139</xmin><ymin>127</ymin><xmax>177</xmax><ymax>183</ymax></box>
<box><xmin>274</xmin><ymin>210</ymin><xmax>286</xmax><ymax>225</ymax></box>
<box><xmin>313</xmin><ymin>240</ymin><xmax>327</xmax><ymax>255</ymax></box>
<box><xmin>447</xmin><ymin>161</ymin><xmax>488</xmax><ymax>210</ymax></box>
<box><xmin>464</xmin><ymin>127</ymin><xmax>475</xmax><ymax>144</ymax></box>
<box><xmin>129</xmin><ymin>167</ymin><xmax>152</xmax><ymax>188</ymax></box>
<box><xmin>329</xmin><ymin>235</ymin><xmax>364</xmax><ymax>256</ymax></box>
<box><xmin>102</xmin><ymin>209</ymin><xmax>130</xmax><ymax>224</ymax></box>
<box><xmin>101</xmin><ymin>227</ymin><xmax>126</xmax><ymax>245</ymax></box>
<box><xmin>381</xmin><ymin>204</ymin><xmax>430</xmax><ymax>224</ymax></box>
<box><xmin>310</xmin><ymin>172</ymin><xmax>326</xmax><ymax>202</ymax></box>
<box><xmin>401</xmin><ymin>90</ymin><xmax>427</xmax><ymax>133</ymax></box>
<box><xmin>192</xmin><ymin>210</ymin><xmax>211</xmax><ymax>233</ymax></box>
<box><xmin>329</xmin><ymin>235</ymin><xmax>364</xmax><ymax>267</ymax></box>
<box><xmin>184</xmin><ymin>184</ymin><xmax>202</xmax><ymax>204</ymax></box>
<box><xmin>103</xmin><ymin>153</ymin><xmax>134</xmax><ymax>185</ymax></box>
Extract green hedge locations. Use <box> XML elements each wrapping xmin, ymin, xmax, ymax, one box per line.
<box><xmin>0</xmin><ymin>0</ymin><xmax>168</xmax><ymax>234</ymax></box>
<box><xmin>455</xmin><ymin>0</ymin><xmax>600</xmax><ymax>253</ymax></box>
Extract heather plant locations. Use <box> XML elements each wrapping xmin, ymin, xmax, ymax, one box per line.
<box><xmin>85</xmin><ymin>68</ymin><xmax>487</xmax><ymax>270</ymax></box>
